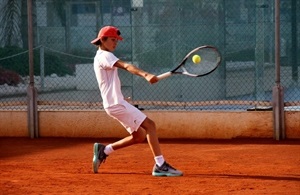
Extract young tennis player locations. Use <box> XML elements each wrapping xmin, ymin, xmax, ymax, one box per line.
<box><xmin>91</xmin><ymin>26</ymin><xmax>182</xmax><ymax>177</ymax></box>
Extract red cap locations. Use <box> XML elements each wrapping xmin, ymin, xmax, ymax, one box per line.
<box><xmin>91</xmin><ymin>26</ymin><xmax>123</xmax><ymax>44</ymax></box>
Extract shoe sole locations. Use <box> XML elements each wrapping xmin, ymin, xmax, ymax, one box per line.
<box><xmin>152</xmin><ymin>172</ymin><xmax>183</xmax><ymax>177</ymax></box>
<box><xmin>93</xmin><ymin>143</ymin><xmax>99</xmax><ymax>173</ymax></box>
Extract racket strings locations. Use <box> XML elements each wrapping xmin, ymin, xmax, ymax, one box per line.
<box><xmin>185</xmin><ymin>49</ymin><xmax>220</xmax><ymax>75</ymax></box>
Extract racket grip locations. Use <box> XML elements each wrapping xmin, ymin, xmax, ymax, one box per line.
<box><xmin>157</xmin><ymin>72</ymin><xmax>172</xmax><ymax>80</ymax></box>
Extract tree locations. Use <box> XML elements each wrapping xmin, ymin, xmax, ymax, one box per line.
<box><xmin>0</xmin><ymin>0</ymin><xmax>37</xmax><ymax>48</ymax></box>
<box><xmin>0</xmin><ymin>0</ymin><xmax>22</xmax><ymax>47</ymax></box>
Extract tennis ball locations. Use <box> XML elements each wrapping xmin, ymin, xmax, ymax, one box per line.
<box><xmin>192</xmin><ymin>55</ymin><xmax>201</xmax><ymax>64</ymax></box>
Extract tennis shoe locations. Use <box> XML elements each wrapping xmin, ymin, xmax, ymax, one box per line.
<box><xmin>152</xmin><ymin>161</ymin><xmax>183</xmax><ymax>177</ymax></box>
<box><xmin>92</xmin><ymin>143</ymin><xmax>107</xmax><ymax>173</ymax></box>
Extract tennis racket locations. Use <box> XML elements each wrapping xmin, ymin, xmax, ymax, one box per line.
<box><xmin>157</xmin><ymin>45</ymin><xmax>221</xmax><ymax>80</ymax></box>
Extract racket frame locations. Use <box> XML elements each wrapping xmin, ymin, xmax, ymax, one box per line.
<box><xmin>157</xmin><ymin>45</ymin><xmax>221</xmax><ymax>80</ymax></box>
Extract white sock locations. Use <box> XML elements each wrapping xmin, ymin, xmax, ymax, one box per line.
<box><xmin>104</xmin><ymin>144</ymin><xmax>114</xmax><ymax>155</ymax></box>
<box><xmin>154</xmin><ymin>155</ymin><xmax>165</xmax><ymax>167</ymax></box>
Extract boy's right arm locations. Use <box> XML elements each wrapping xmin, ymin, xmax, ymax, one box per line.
<box><xmin>114</xmin><ymin>60</ymin><xmax>158</xmax><ymax>84</ymax></box>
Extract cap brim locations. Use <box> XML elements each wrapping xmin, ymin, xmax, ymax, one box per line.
<box><xmin>116</xmin><ymin>35</ymin><xmax>123</xmax><ymax>40</ymax></box>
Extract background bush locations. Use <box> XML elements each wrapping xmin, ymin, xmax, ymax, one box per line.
<box><xmin>0</xmin><ymin>67</ymin><xmax>22</xmax><ymax>86</ymax></box>
<box><xmin>0</xmin><ymin>46</ymin><xmax>73</xmax><ymax>77</ymax></box>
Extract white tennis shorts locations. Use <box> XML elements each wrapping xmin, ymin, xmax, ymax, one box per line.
<box><xmin>105</xmin><ymin>101</ymin><xmax>146</xmax><ymax>134</ymax></box>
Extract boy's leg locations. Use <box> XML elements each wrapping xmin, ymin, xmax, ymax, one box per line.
<box><xmin>99</xmin><ymin>117</ymin><xmax>160</xmax><ymax>154</ymax></box>
<box><xmin>93</xmin><ymin>130</ymin><xmax>145</xmax><ymax>173</ymax></box>
<box><xmin>140</xmin><ymin>117</ymin><xmax>183</xmax><ymax>177</ymax></box>
<box><xmin>109</xmin><ymin>128</ymin><xmax>146</xmax><ymax>150</ymax></box>
<box><xmin>139</xmin><ymin>117</ymin><xmax>162</xmax><ymax>157</ymax></box>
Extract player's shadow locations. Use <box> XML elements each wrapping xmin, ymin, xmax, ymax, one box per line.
<box><xmin>191</xmin><ymin>173</ymin><xmax>300</xmax><ymax>182</ymax></box>
<box><xmin>101</xmin><ymin>172</ymin><xmax>149</xmax><ymax>175</ymax></box>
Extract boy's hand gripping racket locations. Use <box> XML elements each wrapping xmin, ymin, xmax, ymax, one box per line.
<box><xmin>157</xmin><ymin>45</ymin><xmax>221</xmax><ymax>80</ymax></box>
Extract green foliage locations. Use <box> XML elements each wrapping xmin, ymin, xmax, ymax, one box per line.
<box><xmin>0</xmin><ymin>0</ymin><xmax>21</xmax><ymax>47</ymax></box>
<box><xmin>43</xmin><ymin>51</ymin><xmax>73</xmax><ymax>76</ymax></box>
<box><xmin>0</xmin><ymin>46</ymin><xmax>72</xmax><ymax>76</ymax></box>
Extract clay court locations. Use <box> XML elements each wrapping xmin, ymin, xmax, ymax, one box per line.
<box><xmin>0</xmin><ymin>137</ymin><xmax>299</xmax><ymax>194</ymax></box>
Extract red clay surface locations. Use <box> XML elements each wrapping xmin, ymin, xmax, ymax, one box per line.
<box><xmin>0</xmin><ymin>138</ymin><xmax>300</xmax><ymax>194</ymax></box>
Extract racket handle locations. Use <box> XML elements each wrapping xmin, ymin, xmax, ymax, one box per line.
<box><xmin>157</xmin><ymin>72</ymin><xmax>172</xmax><ymax>80</ymax></box>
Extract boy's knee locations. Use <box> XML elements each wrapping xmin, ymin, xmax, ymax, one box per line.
<box><xmin>134</xmin><ymin>135</ymin><xmax>146</xmax><ymax>143</ymax></box>
<box><xmin>142</xmin><ymin>117</ymin><xmax>156</xmax><ymax>130</ymax></box>
<box><xmin>132</xmin><ymin>129</ymin><xmax>146</xmax><ymax>143</ymax></box>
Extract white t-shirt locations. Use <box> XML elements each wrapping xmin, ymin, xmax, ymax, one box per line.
<box><xmin>93</xmin><ymin>49</ymin><xmax>124</xmax><ymax>108</ymax></box>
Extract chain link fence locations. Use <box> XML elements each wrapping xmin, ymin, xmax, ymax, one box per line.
<box><xmin>0</xmin><ymin>0</ymin><xmax>299</xmax><ymax>111</ymax></box>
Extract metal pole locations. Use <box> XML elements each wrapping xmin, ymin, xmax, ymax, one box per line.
<box><xmin>65</xmin><ymin>2</ymin><xmax>71</xmax><ymax>52</ymax></box>
<box><xmin>272</xmin><ymin>0</ymin><xmax>285</xmax><ymax>140</ymax></box>
<box><xmin>27</xmin><ymin>0</ymin><xmax>38</xmax><ymax>138</ymax></box>
<box><xmin>40</xmin><ymin>46</ymin><xmax>44</xmax><ymax>90</ymax></box>
<box><xmin>274</xmin><ymin>0</ymin><xmax>280</xmax><ymax>85</ymax></box>
<box><xmin>291</xmin><ymin>0</ymin><xmax>298</xmax><ymax>84</ymax></box>
<box><xmin>27</xmin><ymin>0</ymin><xmax>34</xmax><ymax>86</ymax></box>
<box><xmin>255</xmin><ymin>0</ymin><xmax>266</xmax><ymax>101</ymax></box>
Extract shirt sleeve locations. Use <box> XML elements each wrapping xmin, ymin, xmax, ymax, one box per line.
<box><xmin>100</xmin><ymin>51</ymin><xmax>119</xmax><ymax>69</ymax></box>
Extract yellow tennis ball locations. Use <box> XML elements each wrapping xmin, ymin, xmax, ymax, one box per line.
<box><xmin>192</xmin><ymin>55</ymin><xmax>201</xmax><ymax>64</ymax></box>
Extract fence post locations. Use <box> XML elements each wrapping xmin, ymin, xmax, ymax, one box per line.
<box><xmin>291</xmin><ymin>0</ymin><xmax>298</xmax><ymax>84</ymax></box>
<box><xmin>40</xmin><ymin>45</ymin><xmax>44</xmax><ymax>90</ymax></box>
<box><xmin>255</xmin><ymin>0</ymin><xmax>266</xmax><ymax>100</ymax></box>
<box><xmin>272</xmin><ymin>0</ymin><xmax>285</xmax><ymax>140</ymax></box>
<box><xmin>27</xmin><ymin>0</ymin><xmax>39</xmax><ymax>138</ymax></box>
